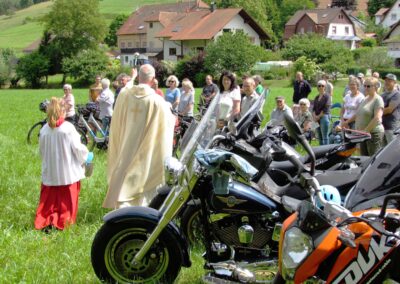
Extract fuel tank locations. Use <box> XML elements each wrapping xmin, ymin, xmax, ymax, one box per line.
<box><xmin>209</xmin><ymin>181</ymin><xmax>279</xmax><ymax>213</ymax></box>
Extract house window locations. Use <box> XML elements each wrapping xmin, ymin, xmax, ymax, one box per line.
<box><xmin>338</xmin><ymin>14</ymin><xmax>343</xmax><ymax>19</ymax></box>
<box><xmin>125</xmin><ymin>56</ymin><xmax>128</xmax><ymax>63</ymax></box>
<box><xmin>169</xmin><ymin>48</ymin><xmax>176</xmax><ymax>56</ymax></box>
<box><xmin>249</xmin><ymin>37</ymin><xmax>255</xmax><ymax>43</ymax></box>
<box><xmin>149</xmin><ymin>22</ymin><xmax>153</xmax><ymax>28</ymax></box>
<box><xmin>345</xmin><ymin>27</ymin><xmax>349</xmax><ymax>35</ymax></box>
<box><xmin>127</xmin><ymin>42</ymin><xmax>132</xmax><ymax>47</ymax></box>
<box><xmin>308</xmin><ymin>26</ymin><xmax>313</xmax><ymax>33</ymax></box>
<box><xmin>300</xmin><ymin>27</ymin><xmax>305</xmax><ymax>34</ymax></box>
<box><xmin>142</xmin><ymin>41</ymin><xmax>147</xmax><ymax>48</ymax></box>
<box><xmin>223</xmin><ymin>28</ymin><xmax>231</xmax><ymax>33</ymax></box>
<box><xmin>332</xmin><ymin>26</ymin><xmax>337</xmax><ymax>35</ymax></box>
<box><xmin>121</xmin><ymin>42</ymin><xmax>126</xmax><ymax>48</ymax></box>
<box><xmin>392</xmin><ymin>14</ymin><xmax>397</xmax><ymax>21</ymax></box>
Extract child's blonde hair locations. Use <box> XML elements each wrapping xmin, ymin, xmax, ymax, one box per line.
<box><xmin>47</xmin><ymin>97</ymin><xmax>65</xmax><ymax>128</ymax></box>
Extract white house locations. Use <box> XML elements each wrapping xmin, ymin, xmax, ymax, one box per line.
<box><xmin>376</xmin><ymin>0</ymin><xmax>400</xmax><ymax>28</ymax></box>
<box><xmin>156</xmin><ymin>8</ymin><xmax>269</xmax><ymax>61</ymax></box>
<box><xmin>383</xmin><ymin>21</ymin><xmax>400</xmax><ymax>66</ymax></box>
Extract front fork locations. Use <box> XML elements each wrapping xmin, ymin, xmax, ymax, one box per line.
<box><xmin>132</xmin><ymin>170</ymin><xmax>199</xmax><ymax>264</ymax></box>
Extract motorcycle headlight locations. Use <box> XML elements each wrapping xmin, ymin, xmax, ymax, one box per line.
<box><xmin>282</xmin><ymin>227</ymin><xmax>313</xmax><ymax>280</ymax></box>
<box><xmin>164</xmin><ymin>157</ymin><xmax>184</xmax><ymax>186</ymax></box>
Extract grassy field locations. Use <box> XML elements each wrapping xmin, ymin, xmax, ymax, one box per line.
<box><xmin>0</xmin><ymin>0</ymin><xmax>175</xmax><ymax>53</ymax></box>
<box><xmin>0</xmin><ymin>80</ymin><xmax>346</xmax><ymax>283</ymax></box>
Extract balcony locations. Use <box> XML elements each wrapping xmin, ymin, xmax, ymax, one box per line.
<box><xmin>120</xmin><ymin>48</ymin><xmax>147</xmax><ymax>54</ymax></box>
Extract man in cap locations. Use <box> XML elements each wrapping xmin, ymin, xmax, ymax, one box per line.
<box><xmin>270</xmin><ymin>96</ymin><xmax>293</xmax><ymax>126</ymax></box>
<box><xmin>381</xmin><ymin>73</ymin><xmax>400</xmax><ymax>145</ymax></box>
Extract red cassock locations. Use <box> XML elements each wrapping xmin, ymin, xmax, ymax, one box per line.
<box><xmin>34</xmin><ymin>181</ymin><xmax>81</xmax><ymax>230</ymax></box>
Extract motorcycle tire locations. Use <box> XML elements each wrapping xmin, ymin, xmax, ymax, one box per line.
<box><xmin>91</xmin><ymin>219</ymin><xmax>182</xmax><ymax>284</ymax></box>
<box><xmin>181</xmin><ymin>204</ymin><xmax>205</xmax><ymax>248</ymax></box>
<box><xmin>27</xmin><ymin>121</ymin><xmax>44</xmax><ymax>145</ymax></box>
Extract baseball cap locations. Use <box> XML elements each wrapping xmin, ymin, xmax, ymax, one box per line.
<box><xmin>357</xmin><ymin>72</ymin><xmax>364</xmax><ymax>78</ymax></box>
<box><xmin>385</xmin><ymin>73</ymin><xmax>397</xmax><ymax>81</ymax></box>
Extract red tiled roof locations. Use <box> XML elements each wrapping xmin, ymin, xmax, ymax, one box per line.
<box><xmin>286</xmin><ymin>8</ymin><xmax>345</xmax><ymax>26</ymax></box>
<box><xmin>156</xmin><ymin>8</ymin><xmax>269</xmax><ymax>40</ymax></box>
<box><xmin>117</xmin><ymin>0</ymin><xmax>209</xmax><ymax>36</ymax></box>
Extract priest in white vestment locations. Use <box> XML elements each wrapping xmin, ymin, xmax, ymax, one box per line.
<box><xmin>103</xmin><ymin>64</ymin><xmax>175</xmax><ymax>208</ymax></box>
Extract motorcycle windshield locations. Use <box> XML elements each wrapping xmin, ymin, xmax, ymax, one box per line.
<box><xmin>179</xmin><ymin>92</ymin><xmax>221</xmax><ymax>165</ymax></box>
<box><xmin>344</xmin><ymin>136</ymin><xmax>400</xmax><ymax>211</ymax></box>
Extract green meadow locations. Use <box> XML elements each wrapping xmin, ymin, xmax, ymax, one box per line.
<box><xmin>0</xmin><ymin>79</ymin><xmax>346</xmax><ymax>283</ymax></box>
<box><xmin>0</xmin><ymin>0</ymin><xmax>175</xmax><ymax>53</ymax></box>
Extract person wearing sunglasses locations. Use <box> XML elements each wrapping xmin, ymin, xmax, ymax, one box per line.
<box><xmin>165</xmin><ymin>75</ymin><xmax>181</xmax><ymax>110</ymax></box>
<box><xmin>312</xmin><ymin>80</ymin><xmax>331</xmax><ymax>145</ymax></box>
<box><xmin>347</xmin><ymin>77</ymin><xmax>384</xmax><ymax>156</ymax></box>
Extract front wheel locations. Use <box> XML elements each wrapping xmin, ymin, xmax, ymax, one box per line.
<box><xmin>181</xmin><ymin>204</ymin><xmax>205</xmax><ymax>248</ymax></box>
<box><xmin>91</xmin><ymin>220</ymin><xmax>182</xmax><ymax>284</ymax></box>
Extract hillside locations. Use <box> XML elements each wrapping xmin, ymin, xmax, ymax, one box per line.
<box><xmin>0</xmin><ymin>0</ymin><xmax>173</xmax><ymax>53</ymax></box>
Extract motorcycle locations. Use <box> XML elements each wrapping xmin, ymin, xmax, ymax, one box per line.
<box><xmin>90</xmin><ymin>92</ymin><xmax>308</xmax><ymax>283</ymax></box>
<box><xmin>272</xmin><ymin>114</ymin><xmax>400</xmax><ymax>284</ymax></box>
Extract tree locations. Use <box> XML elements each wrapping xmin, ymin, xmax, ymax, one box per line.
<box><xmin>367</xmin><ymin>0</ymin><xmax>396</xmax><ymax>16</ymax></box>
<box><xmin>355</xmin><ymin>47</ymin><xmax>394</xmax><ymax>70</ymax></box>
<box><xmin>293</xmin><ymin>56</ymin><xmax>320</xmax><ymax>82</ymax></box>
<box><xmin>204</xmin><ymin>31</ymin><xmax>260</xmax><ymax>75</ymax></box>
<box><xmin>175</xmin><ymin>52</ymin><xmax>207</xmax><ymax>87</ymax></box>
<box><xmin>16</xmin><ymin>52</ymin><xmax>49</xmax><ymax>88</ymax></box>
<box><xmin>0</xmin><ymin>48</ymin><xmax>18</xmax><ymax>87</ymax></box>
<box><xmin>282</xmin><ymin>33</ymin><xmax>353</xmax><ymax>67</ymax></box>
<box><xmin>62</xmin><ymin>49</ymin><xmax>109</xmax><ymax>84</ymax></box>
<box><xmin>105</xmin><ymin>14</ymin><xmax>129</xmax><ymax>47</ymax></box>
<box><xmin>331</xmin><ymin>0</ymin><xmax>357</xmax><ymax>10</ymax></box>
<box><xmin>41</xmin><ymin>0</ymin><xmax>107</xmax><ymax>81</ymax></box>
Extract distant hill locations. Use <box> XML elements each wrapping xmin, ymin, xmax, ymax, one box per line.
<box><xmin>0</xmin><ymin>0</ymin><xmax>173</xmax><ymax>53</ymax></box>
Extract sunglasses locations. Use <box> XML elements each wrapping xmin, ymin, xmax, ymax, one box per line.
<box><xmin>317</xmin><ymin>85</ymin><xmax>325</xmax><ymax>87</ymax></box>
<box><xmin>299</xmin><ymin>103</ymin><xmax>306</xmax><ymax>105</ymax></box>
<box><xmin>364</xmin><ymin>84</ymin><xmax>372</xmax><ymax>88</ymax></box>
<box><xmin>169</xmin><ymin>80</ymin><xmax>176</xmax><ymax>83</ymax></box>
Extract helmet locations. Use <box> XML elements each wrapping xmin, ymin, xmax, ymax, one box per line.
<box><xmin>317</xmin><ymin>185</ymin><xmax>341</xmax><ymax>209</ymax></box>
<box><xmin>39</xmin><ymin>100</ymin><xmax>49</xmax><ymax>113</ymax></box>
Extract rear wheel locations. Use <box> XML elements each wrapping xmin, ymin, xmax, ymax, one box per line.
<box><xmin>27</xmin><ymin>121</ymin><xmax>44</xmax><ymax>145</ymax></box>
<box><xmin>91</xmin><ymin>220</ymin><xmax>182</xmax><ymax>284</ymax></box>
<box><xmin>76</xmin><ymin>128</ymin><xmax>88</xmax><ymax>145</ymax></box>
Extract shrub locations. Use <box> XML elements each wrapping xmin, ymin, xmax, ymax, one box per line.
<box><xmin>175</xmin><ymin>52</ymin><xmax>207</xmax><ymax>87</ymax></box>
<box><xmin>360</xmin><ymin>38</ymin><xmax>377</xmax><ymax>47</ymax></box>
<box><xmin>16</xmin><ymin>51</ymin><xmax>49</xmax><ymax>88</ymax></box>
<box><xmin>292</xmin><ymin>56</ymin><xmax>320</xmax><ymax>84</ymax></box>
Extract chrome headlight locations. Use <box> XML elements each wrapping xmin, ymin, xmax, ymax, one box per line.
<box><xmin>282</xmin><ymin>227</ymin><xmax>313</xmax><ymax>280</ymax></box>
<box><xmin>164</xmin><ymin>157</ymin><xmax>184</xmax><ymax>186</ymax></box>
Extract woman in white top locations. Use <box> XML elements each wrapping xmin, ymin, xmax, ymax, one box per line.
<box><xmin>218</xmin><ymin>70</ymin><xmax>241</xmax><ymax>126</ymax></box>
<box><xmin>97</xmin><ymin>78</ymin><xmax>114</xmax><ymax>134</ymax></box>
<box><xmin>178</xmin><ymin>78</ymin><xmax>195</xmax><ymax>117</ymax></box>
<box><xmin>34</xmin><ymin>97</ymin><xmax>89</xmax><ymax>231</ymax></box>
<box><xmin>62</xmin><ymin>84</ymin><xmax>76</xmax><ymax>123</ymax></box>
<box><xmin>340</xmin><ymin>78</ymin><xmax>365</xmax><ymax>129</ymax></box>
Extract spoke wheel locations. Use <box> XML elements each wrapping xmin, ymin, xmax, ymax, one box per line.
<box><xmin>91</xmin><ymin>221</ymin><xmax>182</xmax><ymax>284</ymax></box>
<box><xmin>181</xmin><ymin>205</ymin><xmax>205</xmax><ymax>248</ymax></box>
<box><xmin>27</xmin><ymin>121</ymin><xmax>44</xmax><ymax>145</ymax></box>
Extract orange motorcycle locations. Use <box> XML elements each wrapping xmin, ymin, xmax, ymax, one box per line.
<box><xmin>273</xmin><ymin>114</ymin><xmax>400</xmax><ymax>284</ymax></box>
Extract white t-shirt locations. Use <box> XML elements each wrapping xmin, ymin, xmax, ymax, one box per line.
<box><xmin>219</xmin><ymin>88</ymin><xmax>241</xmax><ymax>120</ymax></box>
<box><xmin>343</xmin><ymin>92</ymin><xmax>365</xmax><ymax>120</ymax></box>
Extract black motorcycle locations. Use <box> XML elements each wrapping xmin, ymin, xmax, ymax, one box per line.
<box><xmin>91</xmin><ymin>92</ymin><xmax>308</xmax><ymax>283</ymax></box>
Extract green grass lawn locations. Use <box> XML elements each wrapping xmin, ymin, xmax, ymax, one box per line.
<box><xmin>0</xmin><ymin>80</ymin><xmax>346</xmax><ymax>283</ymax></box>
<box><xmin>0</xmin><ymin>0</ymin><xmax>177</xmax><ymax>53</ymax></box>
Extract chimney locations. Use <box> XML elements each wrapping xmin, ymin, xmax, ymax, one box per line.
<box><xmin>211</xmin><ymin>2</ymin><xmax>216</xmax><ymax>12</ymax></box>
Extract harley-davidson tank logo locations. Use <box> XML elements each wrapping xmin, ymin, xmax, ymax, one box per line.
<box><xmin>216</xmin><ymin>196</ymin><xmax>247</xmax><ymax>207</ymax></box>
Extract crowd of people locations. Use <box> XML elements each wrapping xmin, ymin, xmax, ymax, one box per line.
<box><xmin>34</xmin><ymin>66</ymin><xmax>400</xmax><ymax>232</ymax></box>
